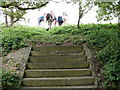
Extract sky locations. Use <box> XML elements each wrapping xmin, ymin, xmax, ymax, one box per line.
<box><xmin>0</xmin><ymin>1</ymin><xmax>118</xmax><ymax>27</ymax></box>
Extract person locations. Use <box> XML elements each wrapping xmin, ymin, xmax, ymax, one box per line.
<box><xmin>62</xmin><ymin>12</ymin><xmax>68</xmax><ymax>25</ymax></box>
<box><xmin>46</xmin><ymin>13</ymin><xmax>50</xmax><ymax>22</ymax></box>
<box><xmin>46</xmin><ymin>13</ymin><xmax>53</xmax><ymax>30</ymax></box>
<box><xmin>58</xmin><ymin>16</ymin><xmax>64</xmax><ymax>26</ymax></box>
<box><xmin>53</xmin><ymin>15</ymin><xmax>57</xmax><ymax>26</ymax></box>
<box><xmin>38</xmin><ymin>14</ymin><xmax>45</xmax><ymax>25</ymax></box>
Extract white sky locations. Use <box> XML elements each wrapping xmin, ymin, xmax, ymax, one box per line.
<box><xmin>0</xmin><ymin>1</ymin><xmax>118</xmax><ymax>27</ymax></box>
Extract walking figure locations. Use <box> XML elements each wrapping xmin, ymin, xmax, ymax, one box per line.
<box><xmin>38</xmin><ymin>14</ymin><xmax>45</xmax><ymax>25</ymax></box>
<box><xmin>46</xmin><ymin>13</ymin><xmax>54</xmax><ymax>30</ymax></box>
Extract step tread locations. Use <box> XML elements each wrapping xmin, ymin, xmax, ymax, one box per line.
<box><xmin>32</xmin><ymin>46</ymin><xmax>83</xmax><ymax>51</ymax></box>
<box><xmin>25</xmin><ymin>68</ymin><xmax>92</xmax><ymax>71</ymax></box>
<box><xmin>29</xmin><ymin>55</ymin><xmax>87</xmax><ymax>62</ymax></box>
<box><xmin>22</xmin><ymin>85</ymin><xmax>96</xmax><ymax>89</ymax></box>
<box><xmin>22</xmin><ymin>77</ymin><xmax>95</xmax><ymax>86</ymax></box>
<box><xmin>24</xmin><ymin>68</ymin><xmax>92</xmax><ymax>77</ymax></box>
<box><xmin>23</xmin><ymin>76</ymin><xmax>94</xmax><ymax>80</ymax></box>
<box><xmin>30</xmin><ymin>51</ymin><xmax>85</xmax><ymax>56</ymax></box>
<box><xmin>31</xmin><ymin>50</ymin><xmax>83</xmax><ymax>52</ymax></box>
<box><xmin>27</xmin><ymin>61</ymin><xmax>89</xmax><ymax>69</ymax></box>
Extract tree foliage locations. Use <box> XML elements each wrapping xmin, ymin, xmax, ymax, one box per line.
<box><xmin>2</xmin><ymin>8</ymin><xmax>27</xmax><ymax>27</ymax></box>
<box><xmin>0</xmin><ymin>0</ymin><xmax>49</xmax><ymax>27</ymax></box>
<box><xmin>95</xmin><ymin>0</ymin><xmax>120</xmax><ymax>23</ymax></box>
<box><xmin>0</xmin><ymin>0</ymin><xmax>49</xmax><ymax>10</ymax></box>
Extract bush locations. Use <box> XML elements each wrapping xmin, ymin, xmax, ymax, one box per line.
<box><xmin>87</xmin><ymin>29</ymin><xmax>118</xmax><ymax>48</ymax></box>
<box><xmin>2</xmin><ymin>36</ymin><xmax>27</xmax><ymax>56</ymax></box>
<box><xmin>1</xmin><ymin>26</ymin><xmax>46</xmax><ymax>56</ymax></box>
<box><xmin>78</xmin><ymin>24</ymin><xmax>119</xmax><ymax>87</ymax></box>
<box><xmin>96</xmin><ymin>40</ymin><xmax>120</xmax><ymax>87</ymax></box>
<box><xmin>2</xmin><ymin>70</ymin><xmax>20</xmax><ymax>88</ymax></box>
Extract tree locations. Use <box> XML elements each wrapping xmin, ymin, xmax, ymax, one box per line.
<box><xmin>0</xmin><ymin>0</ymin><xmax>49</xmax><ymax>10</ymax></box>
<box><xmin>2</xmin><ymin>8</ymin><xmax>27</xmax><ymax>27</ymax></box>
<box><xmin>95</xmin><ymin>0</ymin><xmax>120</xmax><ymax>24</ymax></box>
<box><xmin>70</xmin><ymin>0</ymin><xmax>94</xmax><ymax>28</ymax></box>
<box><xmin>0</xmin><ymin>0</ymin><xmax>49</xmax><ymax>27</ymax></box>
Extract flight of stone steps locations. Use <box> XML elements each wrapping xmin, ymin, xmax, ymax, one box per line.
<box><xmin>22</xmin><ymin>46</ymin><xmax>95</xmax><ymax>89</ymax></box>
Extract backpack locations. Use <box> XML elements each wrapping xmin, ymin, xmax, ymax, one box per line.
<box><xmin>46</xmin><ymin>13</ymin><xmax>52</xmax><ymax>21</ymax></box>
<box><xmin>40</xmin><ymin>16</ymin><xmax>44</xmax><ymax>21</ymax></box>
<box><xmin>58</xmin><ymin>16</ymin><xmax>63</xmax><ymax>22</ymax></box>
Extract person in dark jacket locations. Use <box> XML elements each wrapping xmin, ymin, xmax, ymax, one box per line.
<box><xmin>58</xmin><ymin>16</ymin><xmax>63</xmax><ymax>26</ymax></box>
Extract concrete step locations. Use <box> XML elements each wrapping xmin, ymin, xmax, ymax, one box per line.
<box><xmin>30</xmin><ymin>51</ymin><xmax>85</xmax><ymax>56</ymax></box>
<box><xmin>22</xmin><ymin>77</ymin><xmax>95</xmax><ymax>86</ymax></box>
<box><xmin>31</xmin><ymin>50</ymin><xmax>83</xmax><ymax>54</ymax></box>
<box><xmin>24</xmin><ymin>69</ymin><xmax>92</xmax><ymax>78</ymax></box>
<box><xmin>29</xmin><ymin>55</ymin><xmax>87</xmax><ymax>62</ymax></box>
<box><xmin>22</xmin><ymin>46</ymin><xmax>95</xmax><ymax>88</ymax></box>
<box><xmin>27</xmin><ymin>61</ymin><xmax>89</xmax><ymax>69</ymax></box>
<box><xmin>22</xmin><ymin>86</ymin><xmax>96</xmax><ymax>90</ymax></box>
<box><xmin>32</xmin><ymin>46</ymin><xmax>83</xmax><ymax>51</ymax></box>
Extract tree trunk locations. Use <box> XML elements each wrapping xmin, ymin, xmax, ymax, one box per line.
<box><xmin>5</xmin><ymin>14</ymin><xmax>8</xmax><ymax>27</ymax></box>
<box><xmin>10</xmin><ymin>18</ymin><xmax>20</xmax><ymax>26</ymax></box>
<box><xmin>77</xmin><ymin>2</ymin><xmax>82</xmax><ymax>29</ymax></box>
<box><xmin>118</xmin><ymin>1</ymin><xmax>120</xmax><ymax>28</ymax></box>
<box><xmin>77</xmin><ymin>16</ymin><xmax>80</xmax><ymax>28</ymax></box>
<box><xmin>10</xmin><ymin>15</ymin><xmax>14</xmax><ymax>26</ymax></box>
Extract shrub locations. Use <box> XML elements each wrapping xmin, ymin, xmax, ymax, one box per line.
<box><xmin>2</xmin><ymin>70</ymin><xmax>20</xmax><ymax>88</ymax></box>
<box><xmin>87</xmin><ymin>29</ymin><xmax>118</xmax><ymax>48</ymax></box>
<box><xmin>2</xmin><ymin>36</ymin><xmax>27</xmax><ymax>56</ymax></box>
<box><xmin>96</xmin><ymin>40</ymin><xmax>120</xmax><ymax>87</ymax></box>
<box><xmin>1</xmin><ymin>26</ymin><xmax>46</xmax><ymax>55</ymax></box>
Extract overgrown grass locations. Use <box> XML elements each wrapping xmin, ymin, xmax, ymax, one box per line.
<box><xmin>1</xmin><ymin>24</ymin><xmax>119</xmax><ymax>88</ymax></box>
<box><xmin>1</xmin><ymin>26</ymin><xmax>47</xmax><ymax>55</ymax></box>
<box><xmin>81</xmin><ymin>24</ymin><xmax>119</xmax><ymax>87</ymax></box>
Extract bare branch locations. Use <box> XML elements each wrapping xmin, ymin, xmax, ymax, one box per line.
<box><xmin>49</xmin><ymin>0</ymin><xmax>64</xmax><ymax>3</ymax></box>
<box><xmin>0</xmin><ymin>1</ymin><xmax>49</xmax><ymax>10</ymax></box>
<box><xmin>82</xmin><ymin>3</ymin><xmax>94</xmax><ymax>17</ymax></box>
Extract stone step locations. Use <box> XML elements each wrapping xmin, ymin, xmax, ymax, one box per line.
<box><xmin>29</xmin><ymin>55</ymin><xmax>87</xmax><ymax>62</ymax></box>
<box><xmin>22</xmin><ymin>86</ymin><xmax>96</xmax><ymax>90</ymax></box>
<box><xmin>22</xmin><ymin>77</ymin><xmax>95</xmax><ymax>86</ymax></box>
<box><xmin>27</xmin><ymin>61</ymin><xmax>89</xmax><ymax>69</ymax></box>
<box><xmin>24</xmin><ymin>69</ymin><xmax>92</xmax><ymax>78</ymax></box>
<box><xmin>31</xmin><ymin>50</ymin><xmax>83</xmax><ymax>54</ymax></box>
<box><xmin>30</xmin><ymin>51</ymin><xmax>85</xmax><ymax>56</ymax></box>
<box><xmin>32</xmin><ymin>46</ymin><xmax>83</xmax><ymax>51</ymax></box>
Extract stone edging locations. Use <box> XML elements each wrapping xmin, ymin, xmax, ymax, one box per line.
<box><xmin>19</xmin><ymin>46</ymin><xmax>32</xmax><ymax>86</ymax></box>
<box><xmin>82</xmin><ymin>43</ymin><xmax>96</xmax><ymax>78</ymax></box>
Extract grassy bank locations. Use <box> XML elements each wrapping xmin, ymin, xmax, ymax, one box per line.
<box><xmin>1</xmin><ymin>24</ymin><xmax>120</xmax><ymax>88</ymax></box>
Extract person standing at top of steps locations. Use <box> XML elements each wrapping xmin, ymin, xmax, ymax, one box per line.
<box><xmin>38</xmin><ymin>13</ymin><xmax>45</xmax><ymax>25</ymax></box>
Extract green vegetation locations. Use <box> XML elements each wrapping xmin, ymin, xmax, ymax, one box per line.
<box><xmin>1</xmin><ymin>26</ymin><xmax>46</xmax><ymax>55</ymax></box>
<box><xmin>0</xmin><ymin>0</ymin><xmax>48</xmax><ymax>27</ymax></box>
<box><xmin>1</xmin><ymin>24</ymin><xmax>119</xmax><ymax>87</ymax></box>
<box><xmin>2</xmin><ymin>70</ymin><xmax>20</xmax><ymax>88</ymax></box>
